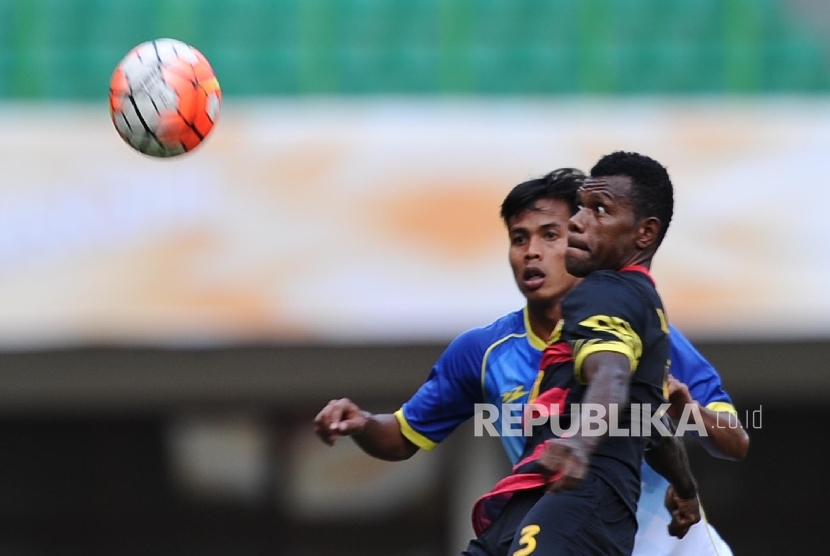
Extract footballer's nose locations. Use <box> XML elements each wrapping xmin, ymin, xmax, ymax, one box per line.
<box><xmin>524</xmin><ymin>235</ymin><xmax>542</xmax><ymax>259</ymax></box>
<box><xmin>569</xmin><ymin>210</ymin><xmax>586</xmax><ymax>234</ymax></box>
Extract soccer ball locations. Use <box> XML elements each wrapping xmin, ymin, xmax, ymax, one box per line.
<box><xmin>109</xmin><ymin>38</ymin><xmax>221</xmax><ymax>158</ymax></box>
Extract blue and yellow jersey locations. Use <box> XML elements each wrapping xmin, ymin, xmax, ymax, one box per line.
<box><xmin>396</xmin><ymin>304</ymin><xmax>736</xmax><ymax>469</ymax></box>
<box><xmin>400</xmin><ymin>295</ymin><xmax>739</xmax><ymax>553</ymax></box>
<box><xmin>395</xmin><ymin>306</ymin><xmax>546</xmax><ymax>464</ymax></box>
<box><xmin>667</xmin><ymin>329</ymin><xmax>736</xmax><ymax>416</ymax></box>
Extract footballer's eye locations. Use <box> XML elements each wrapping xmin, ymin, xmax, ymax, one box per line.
<box><xmin>511</xmin><ymin>235</ymin><xmax>526</xmax><ymax>245</ymax></box>
<box><xmin>576</xmin><ymin>204</ymin><xmax>584</xmax><ymax>211</ymax></box>
<box><xmin>545</xmin><ymin>230</ymin><xmax>558</xmax><ymax>240</ymax></box>
<box><xmin>596</xmin><ymin>205</ymin><xmax>607</xmax><ymax>215</ymax></box>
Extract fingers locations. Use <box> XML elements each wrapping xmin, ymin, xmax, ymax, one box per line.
<box><xmin>542</xmin><ymin>441</ymin><xmax>587</xmax><ymax>493</ymax></box>
<box><xmin>668</xmin><ymin>508</ymin><xmax>699</xmax><ymax>539</ymax></box>
<box><xmin>313</xmin><ymin>398</ymin><xmax>360</xmax><ymax>446</ymax></box>
<box><xmin>330</xmin><ymin>414</ymin><xmax>367</xmax><ymax>435</ymax></box>
<box><xmin>666</xmin><ymin>376</ymin><xmax>692</xmax><ymax>419</ymax></box>
<box><xmin>539</xmin><ymin>441</ymin><xmax>567</xmax><ymax>481</ymax></box>
<box><xmin>667</xmin><ymin>376</ymin><xmax>689</xmax><ymax>400</ymax></box>
<box><xmin>313</xmin><ymin>399</ymin><xmax>341</xmax><ymax>445</ymax></box>
<box><xmin>668</xmin><ymin>518</ymin><xmax>692</xmax><ymax>539</ymax></box>
<box><xmin>665</xmin><ymin>489</ymin><xmax>701</xmax><ymax>539</ymax></box>
<box><xmin>664</xmin><ymin>485</ymin><xmax>679</xmax><ymax>512</ymax></box>
<box><xmin>666</xmin><ymin>375</ymin><xmax>680</xmax><ymax>395</ymax></box>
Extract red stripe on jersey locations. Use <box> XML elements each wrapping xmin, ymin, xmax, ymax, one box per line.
<box><xmin>521</xmin><ymin>387</ymin><xmax>568</xmax><ymax>434</ymax></box>
<box><xmin>512</xmin><ymin>439</ymin><xmax>550</xmax><ymax>472</ymax></box>
<box><xmin>471</xmin><ymin>471</ymin><xmax>560</xmax><ymax>537</ymax></box>
<box><xmin>540</xmin><ymin>341</ymin><xmax>573</xmax><ymax>368</ymax></box>
<box><xmin>620</xmin><ymin>264</ymin><xmax>655</xmax><ymax>286</ymax></box>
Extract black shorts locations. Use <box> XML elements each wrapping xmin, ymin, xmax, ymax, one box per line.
<box><xmin>506</xmin><ymin>473</ymin><xmax>636</xmax><ymax>556</ymax></box>
<box><xmin>462</xmin><ymin>488</ymin><xmax>545</xmax><ymax>556</ymax></box>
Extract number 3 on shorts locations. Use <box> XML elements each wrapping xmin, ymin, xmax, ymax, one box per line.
<box><xmin>512</xmin><ymin>524</ymin><xmax>541</xmax><ymax>556</ymax></box>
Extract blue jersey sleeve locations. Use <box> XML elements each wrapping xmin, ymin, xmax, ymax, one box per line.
<box><xmin>668</xmin><ymin>325</ymin><xmax>736</xmax><ymax>414</ymax></box>
<box><xmin>395</xmin><ymin>329</ymin><xmax>486</xmax><ymax>450</ymax></box>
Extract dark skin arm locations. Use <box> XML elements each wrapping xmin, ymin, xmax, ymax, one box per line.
<box><xmin>666</xmin><ymin>374</ymin><xmax>750</xmax><ymax>461</ymax></box>
<box><xmin>538</xmin><ymin>351</ymin><xmax>630</xmax><ymax>492</ymax></box>
<box><xmin>538</xmin><ymin>352</ymin><xmax>702</xmax><ymax>538</ymax></box>
<box><xmin>645</xmin><ymin>417</ymin><xmax>701</xmax><ymax>539</ymax></box>
<box><xmin>313</xmin><ymin>398</ymin><xmax>419</xmax><ymax>462</ymax></box>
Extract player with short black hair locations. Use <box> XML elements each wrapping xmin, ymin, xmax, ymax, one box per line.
<box><xmin>493</xmin><ymin>151</ymin><xmax>695</xmax><ymax>555</ymax></box>
<box><xmin>500</xmin><ymin>168</ymin><xmax>583</xmax><ymax>224</ymax></box>
<box><xmin>589</xmin><ymin>151</ymin><xmax>674</xmax><ymax>247</ymax></box>
<box><xmin>314</xmin><ymin>159</ymin><xmax>748</xmax><ymax>556</ymax></box>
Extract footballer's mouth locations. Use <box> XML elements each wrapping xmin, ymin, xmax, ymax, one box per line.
<box><xmin>522</xmin><ymin>266</ymin><xmax>546</xmax><ymax>290</ymax></box>
<box><xmin>567</xmin><ymin>237</ymin><xmax>590</xmax><ymax>253</ymax></box>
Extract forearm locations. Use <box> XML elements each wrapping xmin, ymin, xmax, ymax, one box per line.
<box><xmin>352</xmin><ymin>413</ymin><xmax>419</xmax><ymax>461</ymax></box>
<box><xmin>685</xmin><ymin>404</ymin><xmax>750</xmax><ymax>461</ymax></box>
<box><xmin>578</xmin><ymin>362</ymin><xmax>630</xmax><ymax>453</ymax></box>
<box><xmin>645</xmin><ymin>421</ymin><xmax>698</xmax><ymax>499</ymax></box>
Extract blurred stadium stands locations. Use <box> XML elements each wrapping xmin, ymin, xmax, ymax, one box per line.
<box><xmin>0</xmin><ymin>0</ymin><xmax>829</xmax><ymax>97</ymax></box>
<box><xmin>0</xmin><ymin>1</ymin><xmax>828</xmax><ymax>555</ymax></box>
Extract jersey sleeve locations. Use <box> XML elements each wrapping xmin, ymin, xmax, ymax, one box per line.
<box><xmin>561</xmin><ymin>272</ymin><xmax>653</xmax><ymax>383</ymax></box>
<box><xmin>668</xmin><ymin>325</ymin><xmax>737</xmax><ymax>415</ymax></box>
<box><xmin>395</xmin><ymin>329</ymin><xmax>486</xmax><ymax>450</ymax></box>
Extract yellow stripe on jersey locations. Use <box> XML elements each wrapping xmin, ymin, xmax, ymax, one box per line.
<box><xmin>573</xmin><ymin>342</ymin><xmax>638</xmax><ymax>384</ymax></box>
<box><xmin>480</xmin><ymin>308</ymin><xmax>548</xmax><ymax>410</ymax></box>
<box><xmin>523</xmin><ymin>306</ymin><xmax>548</xmax><ymax>350</ymax></box>
<box><xmin>572</xmin><ymin>315</ymin><xmax>642</xmax><ymax>383</ymax></box>
<box><xmin>578</xmin><ymin>315</ymin><xmax>643</xmax><ymax>361</ymax></box>
<box><xmin>480</xmin><ymin>333</ymin><xmax>526</xmax><ymax>400</ymax></box>
<box><xmin>656</xmin><ymin>308</ymin><xmax>669</xmax><ymax>334</ymax></box>
<box><xmin>528</xmin><ymin>369</ymin><xmax>545</xmax><ymax>403</ymax></box>
<box><xmin>394</xmin><ymin>409</ymin><xmax>437</xmax><ymax>451</ymax></box>
<box><xmin>705</xmin><ymin>401</ymin><xmax>738</xmax><ymax>416</ymax></box>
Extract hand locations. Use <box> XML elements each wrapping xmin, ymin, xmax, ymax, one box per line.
<box><xmin>666</xmin><ymin>374</ymin><xmax>694</xmax><ymax>421</ymax></box>
<box><xmin>538</xmin><ymin>437</ymin><xmax>590</xmax><ymax>493</ymax></box>
<box><xmin>313</xmin><ymin>398</ymin><xmax>370</xmax><ymax>446</ymax></box>
<box><xmin>664</xmin><ymin>485</ymin><xmax>701</xmax><ymax>539</ymax></box>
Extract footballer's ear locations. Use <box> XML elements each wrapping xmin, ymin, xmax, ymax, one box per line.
<box><xmin>636</xmin><ymin>217</ymin><xmax>661</xmax><ymax>250</ymax></box>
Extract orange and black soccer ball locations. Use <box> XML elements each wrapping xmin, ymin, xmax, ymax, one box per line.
<box><xmin>109</xmin><ymin>38</ymin><xmax>221</xmax><ymax>158</ymax></box>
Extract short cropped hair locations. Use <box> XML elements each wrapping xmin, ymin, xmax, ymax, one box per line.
<box><xmin>590</xmin><ymin>152</ymin><xmax>674</xmax><ymax>246</ymax></box>
<box><xmin>500</xmin><ymin>168</ymin><xmax>586</xmax><ymax>226</ymax></box>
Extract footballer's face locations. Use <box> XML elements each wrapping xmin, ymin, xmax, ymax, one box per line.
<box><xmin>566</xmin><ymin>176</ymin><xmax>641</xmax><ymax>277</ymax></box>
<box><xmin>507</xmin><ymin>198</ymin><xmax>580</xmax><ymax>304</ymax></box>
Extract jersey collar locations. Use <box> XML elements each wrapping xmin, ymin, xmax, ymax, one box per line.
<box><xmin>620</xmin><ymin>264</ymin><xmax>655</xmax><ymax>286</ymax></box>
<box><xmin>523</xmin><ymin>306</ymin><xmax>549</xmax><ymax>351</ymax></box>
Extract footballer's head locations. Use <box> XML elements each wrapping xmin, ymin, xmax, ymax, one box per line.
<box><xmin>566</xmin><ymin>151</ymin><xmax>674</xmax><ymax>277</ymax></box>
<box><xmin>501</xmin><ymin>168</ymin><xmax>585</xmax><ymax>304</ymax></box>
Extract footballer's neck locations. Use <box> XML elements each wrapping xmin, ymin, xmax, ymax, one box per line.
<box><xmin>526</xmin><ymin>299</ymin><xmax>563</xmax><ymax>344</ymax></box>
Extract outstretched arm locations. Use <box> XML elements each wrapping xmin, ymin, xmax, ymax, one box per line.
<box><xmin>314</xmin><ymin>398</ymin><xmax>418</xmax><ymax>462</ymax></box>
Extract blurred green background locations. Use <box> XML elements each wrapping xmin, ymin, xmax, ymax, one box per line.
<box><xmin>1</xmin><ymin>0</ymin><xmax>829</xmax><ymax>98</ymax></box>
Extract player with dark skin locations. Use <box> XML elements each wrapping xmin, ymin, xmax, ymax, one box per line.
<box><xmin>535</xmin><ymin>173</ymin><xmax>747</xmax><ymax>501</ymax></box>
<box><xmin>315</xmin><ymin>163</ymin><xmax>748</xmax><ymax>552</ymax></box>
<box><xmin>314</xmin><ymin>188</ymin><xmax>747</xmax><ymax>466</ymax></box>
<box><xmin>512</xmin><ymin>163</ymin><xmax>695</xmax><ymax>554</ymax></box>
<box><xmin>537</xmin><ymin>173</ymin><xmax>677</xmax><ymax>487</ymax></box>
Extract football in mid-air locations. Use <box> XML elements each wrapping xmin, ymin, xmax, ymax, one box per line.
<box><xmin>109</xmin><ymin>38</ymin><xmax>221</xmax><ymax>158</ymax></box>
